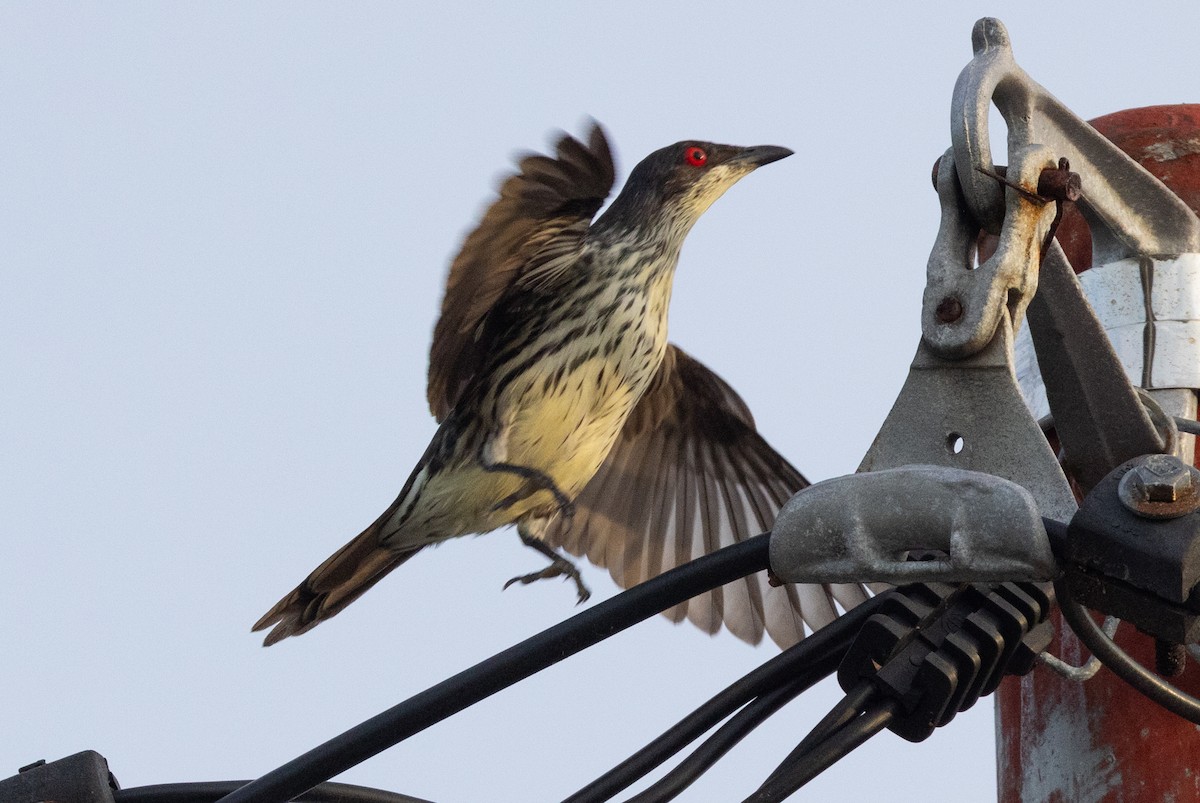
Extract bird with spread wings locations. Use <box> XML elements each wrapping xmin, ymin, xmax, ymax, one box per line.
<box><xmin>254</xmin><ymin>123</ymin><xmax>868</xmax><ymax>648</ymax></box>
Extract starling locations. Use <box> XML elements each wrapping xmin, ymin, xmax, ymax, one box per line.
<box><xmin>254</xmin><ymin>123</ymin><xmax>868</xmax><ymax>647</ymax></box>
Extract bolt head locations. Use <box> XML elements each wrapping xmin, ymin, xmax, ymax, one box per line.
<box><xmin>1118</xmin><ymin>454</ymin><xmax>1200</xmax><ymax>519</ymax></box>
<box><xmin>1132</xmin><ymin>454</ymin><xmax>1192</xmax><ymax>502</ymax></box>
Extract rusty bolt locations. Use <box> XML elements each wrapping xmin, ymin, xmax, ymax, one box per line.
<box><xmin>1036</xmin><ymin>166</ymin><xmax>1082</xmax><ymax>203</ymax></box>
<box><xmin>949</xmin><ymin>160</ymin><xmax>1082</xmax><ymax>204</ymax></box>
<box><xmin>935</xmin><ymin>296</ymin><xmax>964</xmax><ymax>324</ymax></box>
<box><xmin>1118</xmin><ymin>454</ymin><xmax>1200</xmax><ymax>519</ymax></box>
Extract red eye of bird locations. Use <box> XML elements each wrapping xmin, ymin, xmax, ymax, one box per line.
<box><xmin>684</xmin><ymin>146</ymin><xmax>708</xmax><ymax>167</ymax></box>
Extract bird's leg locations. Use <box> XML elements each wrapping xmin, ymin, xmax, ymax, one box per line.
<box><xmin>503</xmin><ymin>526</ymin><xmax>591</xmax><ymax>603</ymax></box>
<box><xmin>482</xmin><ymin>460</ymin><xmax>575</xmax><ymax>520</ymax></box>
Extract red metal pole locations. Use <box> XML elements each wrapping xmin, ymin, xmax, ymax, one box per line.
<box><xmin>997</xmin><ymin>105</ymin><xmax>1200</xmax><ymax>803</ymax></box>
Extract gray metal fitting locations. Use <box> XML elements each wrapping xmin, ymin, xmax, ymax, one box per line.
<box><xmin>951</xmin><ymin>18</ymin><xmax>1200</xmax><ymax>262</ymax></box>
<box><xmin>922</xmin><ymin>146</ymin><xmax>1059</xmax><ymax>360</ymax></box>
<box><xmin>770</xmin><ymin>464</ymin><xmax>1056</xmax><ymax>585</ymax></box>
<box><xmin>1117</xmin><ymin>454</ymin><xmax>1200</xmax><ymax>519</ymax></box>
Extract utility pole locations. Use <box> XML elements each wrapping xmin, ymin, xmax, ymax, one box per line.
<box><xmin>998</xmin><ymin>105</ymin><xmax>1200</xmax><ymax>803</ymax></box>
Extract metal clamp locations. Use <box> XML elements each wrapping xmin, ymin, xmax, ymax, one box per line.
<box><xmin>773</xmin><ymin>18</ymin><xmax>1200</xmax><ymax>585</ymax></box>
<box><xmin>770</xmin><ymin>465</ymin><xmax>1055</xmax><ymax>585</ymax></box>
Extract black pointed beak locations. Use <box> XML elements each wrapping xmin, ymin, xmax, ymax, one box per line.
<box><xmin>730</xmin><ymin>145</ymin><xmax>793</xmax><ymax>168</ymax></box>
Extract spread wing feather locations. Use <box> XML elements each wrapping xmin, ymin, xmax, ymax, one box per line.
<box><xmin>534</xmin><ymin>344</ymin><xmax>870</xmax><ymax>648</ymax></box>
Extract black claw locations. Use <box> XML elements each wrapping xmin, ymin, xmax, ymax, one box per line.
<box><xmin>510</xmin><ymin>527</ymin><xmax>590</xmax><ymax>602</ymax></box>
<box><xmin>503</xmin><ymin>556</ymin><xmax>592</xmax><ymax>603</ymax></box>
<box><xmin>502</xmin><ymin>573</ymin><xmax>533</xmax><ymax>591</ymax></box>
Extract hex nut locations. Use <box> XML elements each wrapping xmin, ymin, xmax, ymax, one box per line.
<box><xmin>1118</xmin><ymin>454</ymin><xmax>1200</xmax><ymax>519</ymax></box>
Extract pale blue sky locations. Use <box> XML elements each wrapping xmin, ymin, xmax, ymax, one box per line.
<box><xmin>4</xmin><ymin>4</ymin><xmax>1199</xmax><ymax>801</ymax></box>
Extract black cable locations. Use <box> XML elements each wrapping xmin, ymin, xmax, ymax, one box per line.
<box><xmin>1174</xmin><ymin>416</ymin><xmax>1200</xmax><ymax>436</ymax></box>
<box><xmin>115</xmin><ymin>780</ymin><xmax>428</xmax><ymax>803</ymax></box>
<box><xmin>620</xmin><ymin>671</ymin><xmax>821</xmax><ymax>803</ymax></box>
<box><xmin>1054</xmin><ymin>576</ymin><xmax>1200</xmax><ymax>724</ymax></box>
<box><xmin>759</xmin><ymin>682</ymin><xmax>876</xmax><ymax>787</ymax></box>
<box><xmin>742</xmin><ymin>700</ymin><xmax>897</xmax><ymax>803</ymax></box>
<box><xmin>564</xmin><ymin>592</ymin><xmax>891</xmax><ymax>803</ymax></box>
<box><xmin>217</xmin><ymin>534</ymin><xmax>773</xmax><ymax>803</ymax></box>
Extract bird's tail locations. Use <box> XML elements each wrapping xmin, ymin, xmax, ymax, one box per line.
<box><xmin>252</xmin><ymin>521</ymin><xmax>422</xmax><ymax>646</ymax></box>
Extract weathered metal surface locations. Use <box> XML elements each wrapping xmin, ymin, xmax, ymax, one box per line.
<box><xmin>861</xmin><ymin>140</ymin><xmax>1076</xmax><ymax>525</ymax></box>
<box><xmin>951</xmin><ymin>20</ymin><xmax>1200</xmax><ymax>262</ymax></box>
<box><xmin>858</xmin><ymin>318</ymin><xmax>1076</xmax><ymax>525</ymax></box>
<box><xmin>922</xmin><ymin>147</ymin><xmax>1059</xmax><ymax>360</ymax></box>
<box><xmin>1053</xmin><ymin>105</ymin><xmax>1200</xmax><ymax>272</ymax></box>
<box><xmin>997</xmin><ymin>621</ymin><xmax>1200</xmax><ymax>803</ymax></box>
<box><xmin>770</xmin><ymin>465</ymin><xmax>1054</xmax><ymax>584</ymax></box>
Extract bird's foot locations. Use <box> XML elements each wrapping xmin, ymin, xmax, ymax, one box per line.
<box><xmin>503</xmin><ymin>556</ymin><xmax>591</xmax><ymax>604</ymax></box>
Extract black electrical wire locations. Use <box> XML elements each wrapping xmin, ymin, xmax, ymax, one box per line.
<box><xmin>564</xmin><ymin>591</ymin><xmax>892</xmax><ymax>803</ymax></box>
<box><xmin>742</xmin><ymin>700</ymin><xmax>897</xmax><ymax>803</ymax></box>
<box><xmin>759</xmin><ymin>682</ymin><xmax>876</xmax><ymax>788</ymax></box>
<box><xmin>115</xmin><ymin>780</ymin><xmax>428</xmax><ymax>803</ymax></box>
<box><xmin>620</xmin><ymin>672</ymin><xmax>820</xmax><ymax>803</ymax></box>
<box><xmin>1054</xmin><ymin>576</ymin><xmax>1200</xmax><ymax>725</ymax></box>
<box><xmin>1174</xmin><ymin>416</ymin><xmax>1200</xmax><ymax>436</ymax></box>
<box><xmin>217</xmin><ymin>534</ymin><xmax>773</xmax><ymax>803</ymax></box>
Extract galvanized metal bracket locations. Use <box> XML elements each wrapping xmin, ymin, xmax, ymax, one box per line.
<box><xmin>951</xmin><ymin>16</ymin><xmax>1197</xmax><ymax>494</ymax></box>
<box><xmin>770</xmin><ymin>465</ymin><xmax>1055</xmax><ymax>585</ymax></box>
<box><xmin>922</xmin><ymin>147</ymin><xmax>1058</xmax><ymax>360</ymax></box>
<box><xmin>952</xmin><ymin>18</ymin><xmax>1200</xmax><ymax>262</ymax></box>
<box><xmin>772</xmin><ymin>17</ymin><xmax>1200</xmax><ymax>587</ymax></box>
<box><xmin>1022</xmin><ymin>242</ymin><xmax>1172</xmax><ymax>491</ymax></box>
<box><xmin>856</xmin><ymin>318</ymin><xmax>1076</xmax><ymax>525</ymax></box>
<box><xmin>770</xmin><ymin>19</ymin><xmax>1091</xmax><ymax>586</ymax></box>
<box><xmin>858</xmin><ymin>140</ymin><xmax>1077</xmax><ymax>524</ymax></box>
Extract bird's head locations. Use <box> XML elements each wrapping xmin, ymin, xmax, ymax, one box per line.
<box><xmin>596</xmin><ymin>140</ymin><xmax>793</xmax><ymax>239</ymax></box>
